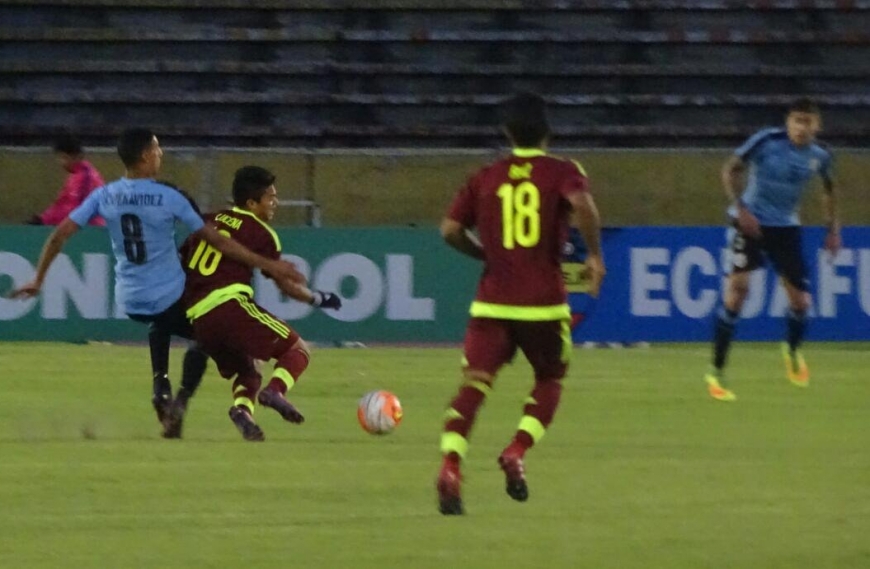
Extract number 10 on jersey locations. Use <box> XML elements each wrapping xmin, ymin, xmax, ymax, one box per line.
<box><xmin>497</xmin><ymin>181</ymin><xmax>541</xmax><ymax>249</ymax></box>
<box><xmin>187</xmin><ymin>229</ymin><xmax>230</xmax><ymax>276</ymax></box>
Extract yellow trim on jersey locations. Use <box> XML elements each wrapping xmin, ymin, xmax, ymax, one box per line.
<box><xmin>186</xmin><ymin>286</ymin><xmax>291</xmax><ymax>343</ymax></box>
<box><xmin>186</xmin><ymin>284</ymin><xmax>254</xmax><ymax>321</ymax></box>
<box><xmin>231</xmin><ymin>207</ymin><xmax>282</xmax><ymax>253</ymax></box>
<box><xmin>510</xmin><ymin>148</ymin><xmax>587</xmax><ymax>177</ymax></box>
<box><xmin>512</xmin><ymin>148</ymin><xmax>546</xmax><ymax>158</ymax></box>
<box><xmin>508</xmin><ymin>162</ymin><xmax>534</xmax><ymax>180</ymax></box>
<box><xmin>469</xmin><ymin>301</ymin><xmax>570</xmax><ymax>321</ymax></box>
<box><xmin>237</xmin><ymin>295</ymin><xmax>290</xmax><ymax>338</ymax></box>
<box><xmin>571</xmin><ymin>159</ymin><xmax>588</xmax><ymax>177</ymax></box>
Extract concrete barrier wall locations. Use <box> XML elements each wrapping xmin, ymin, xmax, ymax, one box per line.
<box><xmin>2</xmin><ymin>148</ymin><xmax>867</xmax><ymax>226</ymax></box>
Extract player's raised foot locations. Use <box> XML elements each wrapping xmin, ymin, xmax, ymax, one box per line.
<box><xmin>781</xmin><ymin>343</ymin><xmax>809</xmax><ymax>387</ymax></box>
<box><xmin>228</xmin><ymin>406</ymin><xmax>265</xmax><ymax>442</ymax></box>
<box><xmin>161</xmin><ymin>397</ymin><xmax>187</xmax><ymax>439</ymax></box>
<box><xmin>257</xmin><ymin>388</ymin><xmax>305</xmax><ymax>424</ymax></box>
<box><xmin>705</xmin><ymin>372</ymin><xmax>736</xmax><ymax>402</ymax></box>
<box><xmin>497</xmin><ymin>451</ymin><xmax>529</xmax><ymax>502</ymax></box>
<box><xmin>436</xmin><ymin>462</ymin><xmax>464</xmax><ymax>515</ymax></box>
<box><xmin>151</xmin><ymin>392</ymin><xmax>171</xmax><ymax>424</ymax></box>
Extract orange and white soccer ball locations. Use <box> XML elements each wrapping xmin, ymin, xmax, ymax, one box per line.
<box><xmin>357</xmin><ymin>390</ymin><xmax>403</xmax><ymax>435</ymax></box>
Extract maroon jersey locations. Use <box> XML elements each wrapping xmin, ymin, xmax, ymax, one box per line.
<box><xmin>181</xmin><ymin>207</ymin><xmax>281</xmax><ymax>318</ymax></box>
<box><xmin>447</xmin><ymin>148</ymin><xmax>588</xmax><ymax>318</ymax></box>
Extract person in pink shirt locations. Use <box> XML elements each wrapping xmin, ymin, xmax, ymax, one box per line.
<box><xmin>27</xmin><ymin>131</ymin><xmax>106</xmax><ymax>226</ymax></box>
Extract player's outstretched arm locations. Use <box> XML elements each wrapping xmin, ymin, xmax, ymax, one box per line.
<box><xmin>195</xmin><ymin>225</ymin><xmax>305</xmax><ymax>284</ymax></box>
<box><xmin>721</xmin><ymin>155</ymin><xmax>747</xmax><ymax>202</ymax></box>
<box><xmin>440</xmin><ymin>218</ymin><xmax>484</xmax><ymax>260</ymax></box>
<box><xmin>7</xmin><ymin>217</ymin><xmax>80</xmax><ymax>298</ymax></box>
<box><xmin>569</xmin><ymin>192</ymin><xmax>606</xmax><ymax>298</ymax></box>
<box><xmin>273</xmin><ymin>277</ymin><xmax>342</xmax><ymax>310</ymax></box>
<box><xmin>722</xmin><ymin>155</ymin><xmax>761</xmax><ymax>238</ymax></box>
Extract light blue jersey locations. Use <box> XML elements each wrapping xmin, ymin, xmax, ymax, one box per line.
<box><xmin>69</xmin><ymin>178</ymin><xmax>205</xmax><ymax>315</ymax></box>
<box><xmin>728</xmin><ymin>127</ymin><xmax>833</xmax><ymax>226</ymax></box>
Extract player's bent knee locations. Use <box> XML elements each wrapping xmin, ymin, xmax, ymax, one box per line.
<box><xmin>726</xmin><ymin>286</ymin><xmax>750</xmax><ymax>309</ymax></box>
<box><xmin>291</xmin><ymin>337</ymin><xmax>311</xmax><ymax>359</ymax></box>
<box><xmin>731</xmin><ymin>282</ymin><xmax>750</xmax><ymax>300</ymax></box>
<box><xmin>792</xmin><ymin>294</ymin><xmax>810</xmax><ymax>313</ymax></box>
<box><xmin>534</xmin><ymin>370</ymin><xmax>567</xmax><ymax>383</ymax></box>
<box><xmin>462</xmin><ymin>368</ymin><xmax>495</xmax><ymax>386</ymax></box>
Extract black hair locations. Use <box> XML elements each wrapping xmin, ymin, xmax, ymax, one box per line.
<box><xmin>501</xmin><ymin>92</ymin><xmax>551</xmax><ymax>147</ymax></box>
<box><xmin>117</xmin><ymin>128</ymin><xmax>156</xmax><ymax>168</ymax></box>
<box><xmin>232</xmin><ymin>165</ymin><xmax>276</xmax><ymax>207</ymax></box>
<box><xmin>52</xmin><ymin>130</ymin><xmax>83</xmax><ymax>155</ymax></box>
<box><xmin>788</xmin><ymin>97</ymin><xmax>820</xmax><ymax>116</ymax></box>
<box><xmin>158</xmin><ymin>180</ymin><xmax>202</xmax><ymax>215</ymax></box>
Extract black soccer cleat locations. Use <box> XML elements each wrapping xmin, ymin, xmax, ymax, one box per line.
<box><xmin>436</xmin><ymin>464</ymin><xmax>464</xmax><ymax>516</ymax></box>
<box><xmin>228</xmin><ymin>406</ymin><xmax>265</xmax><ymax>442</ymax></box>
<box><xmin>439</xmin><ymin>495</ymin><xmax>464</xmax><ymax>516</ymax></box>
<box><xmin>151</xmin><ymin>392</ymin><xmax>171</xmax><ymax>425</ymax></box>
<box><xmin>161</xmin><ymin>397</ymin><xmax>187</xmax><ymax>439</ymax></box>
<box><xmin>257</xmin><ymin>389</ymin><xmax>305</xmax><ymax>424</ymax></box>
<box><xmin>498</xmin><ymin>453</ymin><xmax>529</xmax><ymax>502</ymax></box>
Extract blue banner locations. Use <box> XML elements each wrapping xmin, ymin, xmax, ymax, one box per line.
<box><xmin>568</xmin><ymin>227</ymin><xmax>870</xmax><ymax>342</ymax></box>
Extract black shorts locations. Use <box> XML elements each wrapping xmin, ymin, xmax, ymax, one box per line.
<box><xmin>728</xmin><ymin>224</ymin><xmax>809</xmax><ymax>292</ymax></box>
<box><xmin>128</xmin><ymin>297</ymin><xmax>195</xmax><ymax>340</ymax></box>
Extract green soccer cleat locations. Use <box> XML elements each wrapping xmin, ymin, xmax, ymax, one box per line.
<box><xmin>781</xmin><ymin>343</ymin><xmax>809</xmax><ymax>387</ymax></box>
<box><xmin>705</xmin><ymin>372</ymin><xmax>736</xmax><ymax>402</ymax></box>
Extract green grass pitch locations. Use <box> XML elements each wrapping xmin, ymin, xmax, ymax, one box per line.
<box><xmin>1</xmin><ymin>342</ymin><xmax>868</xmax><ymax>569</ymax></box>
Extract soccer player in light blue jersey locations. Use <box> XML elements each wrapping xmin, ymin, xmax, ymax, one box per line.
<box><xmin>705</xmin><ymin>98</ymin><xmax>842</xmax><ymax>401</ymax></box>
<box><xmin>11</xmin><ymin>128</ymin><xmax>303</xmax><ymax>435</ymax></box>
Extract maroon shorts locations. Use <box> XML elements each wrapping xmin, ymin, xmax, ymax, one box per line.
<box><xmin>192</xmin><ymin>295</ymin><xmax>300</xmax><ymax>379</ymax></box>
<box><xmin>463</xmin><ymin>317</ymin><xmax>571</xmax><ymax>381</ymax></box>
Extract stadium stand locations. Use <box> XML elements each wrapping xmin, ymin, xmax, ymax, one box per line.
<box><xmin>1</xmin><ymin>0</ymin><xmax>869</xmax><ymax>147</ymax></box>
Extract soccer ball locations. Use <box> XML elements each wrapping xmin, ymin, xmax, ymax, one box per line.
<box><xmin>357</xmin><ymin>390</ymin><xmax>403</xmax><ymax>435</ymax></box>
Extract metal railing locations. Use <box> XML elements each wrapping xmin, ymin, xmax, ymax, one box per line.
<box><xmin>277</xmin><ymin>199</ymin><xmax>321</xmax><ymax>227</ymax></box>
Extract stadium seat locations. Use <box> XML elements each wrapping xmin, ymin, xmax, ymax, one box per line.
<box><xmin>1</xmin><ymin>0</ymin><xmax>869</xmax><ymax>146</ymax></box>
